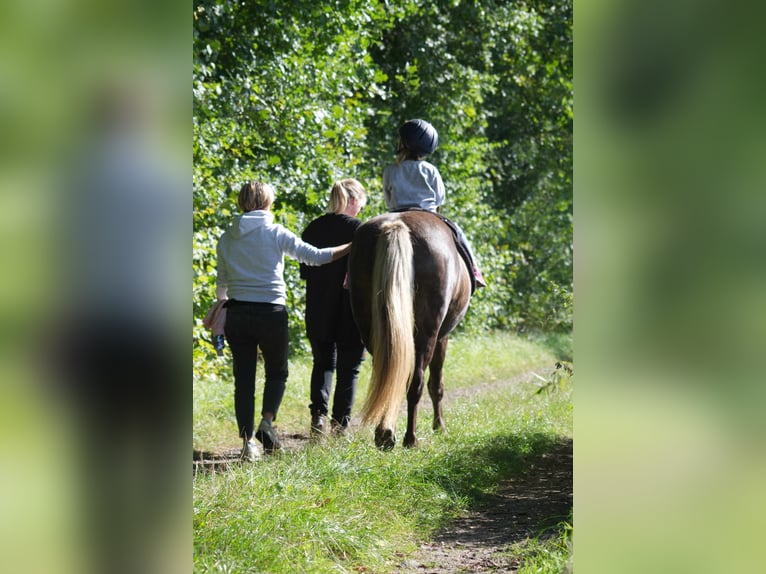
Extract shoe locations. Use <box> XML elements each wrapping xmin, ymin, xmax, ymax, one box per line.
<box><xmin>310</xmin><ymin>413</ymin><xmax>327</xmax><ymax>438</ymax></box>
<box><xmin>330</xmin><ymin>419</ymin><xmax>348</xmax><ymax>436</ymax></box>
<box><xmin>473</xmin><ymin>267</ymin><xmax>487</xmax><ymax>288</ymax></box>
<box><xmin>255</xmin><ymin>418</ymin><xmax>281</xmax><ymax>454</ymax></box>
<box><xmin>240</xmin><ymin>439</ymin><xmax>259</xmax><ymax>462</ymax></box>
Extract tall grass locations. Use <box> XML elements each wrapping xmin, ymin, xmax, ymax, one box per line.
<box><xmin>194</xmin><ymin>332</ymin><xmax>572</xmax><ymax>573</ymax></box>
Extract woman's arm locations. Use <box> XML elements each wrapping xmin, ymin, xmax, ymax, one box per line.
<box><xmin>330</xmin><ymin>242</ymin><xmax>352</xmax><ymax>261</ymax></box>
<box><xmin>280</xmin><ymin>225</ymin><xmax>350</xmax><ymax>266</ymax></box>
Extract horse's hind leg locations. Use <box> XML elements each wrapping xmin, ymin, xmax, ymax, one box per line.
<box><xmin>404</xmin><ymin>353</ymin><xmax>430</xmax><ymax>449</ymax></box>
<box><xmin>428</xmin><ymin>337</ymin><xmax>448</xmax><ymax>433</ymax></box>
<box><xmin>374</xmin><ymin>426</ymin><xmax>396</xmax><ymax>450</ymax></box>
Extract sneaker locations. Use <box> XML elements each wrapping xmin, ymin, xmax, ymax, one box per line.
<box><xmin>330</xmin><ymin>419</ymin><xmax>348</xmax><ymax>436</ymax></box>
<box><xmin>310</xmin><ymin>413</ymin><xmax>327</xmax><ymax>438</ymax></box>
<box><xmin>473</xmin><ymin>267</ymin><xmax>487</xmax><ymax>288</ymax></box>
<box><xmin>255</xmin><ymin>418</ymin><xmax>281</xmax><ymax>454</ymax></box>
<box><xmin>240</xmin><ymin>439</ymin><xmax>259</xmax><ymax>462</ymax></box>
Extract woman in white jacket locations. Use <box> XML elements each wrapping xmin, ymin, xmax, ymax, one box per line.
<box><xmin>216</xmin><ymin>181</ymin><xmax>351</xmax><ymax>460</ymax></box>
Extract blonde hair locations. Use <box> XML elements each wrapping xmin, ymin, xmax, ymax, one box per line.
<box><xmin>327</xmin><ymin>178</ymin><xmax>367</xmax><ymax>214</ymax></box>
<box><xmin>238</xmin><ymin>181</ymin><xmax>275</xmax><ymax>212</ymax></box>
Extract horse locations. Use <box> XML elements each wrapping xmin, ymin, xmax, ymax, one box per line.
<box><xmin>347</xmin><ymin>210</ymin><xmax>472</xmax><ymax>449</ymax></box>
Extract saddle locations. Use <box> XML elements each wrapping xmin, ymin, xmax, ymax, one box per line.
<box><xmin>392</xmin><ymin>207</ymin><xmax>477</xmax><ymax>294</ymax></box>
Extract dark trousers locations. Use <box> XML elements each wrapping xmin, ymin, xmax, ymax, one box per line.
<box><xmin>224</xmin><ymin>302</ymin><xmax>288</xmax><ymax>439</ymax></box>
<box><xmin>57</xmin><ymin>318</ymin><xmax>184</xmax><ymax>574</ymax></box>
<box><xmin>308</xmin><ymin>339</ymin><xmax>365</xmax><ymax>426</ymax></box>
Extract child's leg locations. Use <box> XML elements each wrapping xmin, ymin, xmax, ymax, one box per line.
<box><xmin>453</xmin><ymin>223</ymin><xmax>486</xmax><ymax>288</ymax></box>
<box><xmin>454</xmin><ymin>225</ymin><xmax>475</xmax><ymax>262</ymax></box>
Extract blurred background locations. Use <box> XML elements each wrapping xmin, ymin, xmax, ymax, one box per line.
<box><xmin>576</xmin><ymin>0</ymin><xmax>766</xmax><ymax>571</ymax></box>
<box><xmin>1</xmin><ymin>0</ymin><xmax>765</xmax><ymax>572</ymax></box>
<box><xmin>0</xmin><ymin>1</ymin><xmax>188</xmax><ymax>573</ymax></box>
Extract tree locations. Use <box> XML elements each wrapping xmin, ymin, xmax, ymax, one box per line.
<box><xmin>193</xmin><ymin>0</ymin><xmax>573</xmax><ymax>359</ymax></box>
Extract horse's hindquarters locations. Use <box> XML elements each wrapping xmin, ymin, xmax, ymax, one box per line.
<box><xmin>347</xmin><ymin>211</ymin><xmax>471</xmax><ymax>449</ymax></box>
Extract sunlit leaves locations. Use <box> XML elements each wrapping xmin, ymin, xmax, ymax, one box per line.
<box><xmin>192</xmin><ymin>0</ymin><xmax>573</xmax><ymax>358</ymax></box>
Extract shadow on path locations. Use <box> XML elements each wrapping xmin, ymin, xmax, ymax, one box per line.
<box><xmin>399</xmin><ymin>436</ymin><xmax>572</xmax><ymax>573</ymax></box>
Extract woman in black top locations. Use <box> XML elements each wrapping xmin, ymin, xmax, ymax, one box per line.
<box><xmin>300</xmin><ymin>179</ymin><xmax>368</xmax><ymax>436</ymax></box>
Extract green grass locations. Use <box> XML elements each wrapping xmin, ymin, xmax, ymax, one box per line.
<box><xmin>193</xmin><ymin>331</ymin><xmax>569</xmax><ymax>451</ymax></box>
<box><xmin>510</xmin><ymin>514</ymin><xmax>573</xmax><ymax>574</ymax></box>
<box><xmin>194</xmin><ymin>331</ymin><xmax>572</xmax><ymax>573</ymax></box>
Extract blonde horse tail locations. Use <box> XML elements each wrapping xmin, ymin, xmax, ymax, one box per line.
<box><xmin>361</xmin><ymin>220</ymin><xmax>415</xmax><ymax>432</ymax></box>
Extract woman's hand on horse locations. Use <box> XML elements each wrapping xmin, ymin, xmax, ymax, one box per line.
<box><xmin>331</xmin><ymin>242</ymin><xmax>352</xmax><ymax>261</ymax></box>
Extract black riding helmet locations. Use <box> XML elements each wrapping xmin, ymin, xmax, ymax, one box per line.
<box><xmin>399</xmin><ymin>119</ymin><xmax>438</xmax><ymax>156</ymax></box>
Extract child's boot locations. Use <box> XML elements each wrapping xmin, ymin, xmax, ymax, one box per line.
<box><xmin>473</xmin><ymin>267</ymin><xmax>487</xmax><ymax>288</ymax></box>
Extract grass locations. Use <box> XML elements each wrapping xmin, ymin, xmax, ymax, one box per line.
<box><xmin>193</xmin><ymin>331</ymin><xmax>568</xmax><ymax>451</ymax></box>
<box><xmin>193</xmin><ymin>331</ymin><xmax>572</xmax><ymax>573</ymax></box>
<box><xmin>509</xmin><ymin>514</ymin><xmax>573</xmax><ymax>574</ymax></box>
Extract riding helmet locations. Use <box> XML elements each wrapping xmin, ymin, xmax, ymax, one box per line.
<box><xmin>399</xmin><ymin>119</ymin><xmax>439</xmax><ymax>155</ymax></box>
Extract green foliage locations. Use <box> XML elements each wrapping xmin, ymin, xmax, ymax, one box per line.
<box><xmin>193</xmin><ymin>0</ymin><xmax>572</xmax><ymax>358</ymax></box>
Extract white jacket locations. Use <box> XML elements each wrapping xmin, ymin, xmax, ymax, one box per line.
<box><xmin>216</xmin><ymin>210</ymin><xmax>334</xmax><ymax>305</ymax></box>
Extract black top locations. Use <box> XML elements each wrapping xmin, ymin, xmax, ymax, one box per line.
<box><xmin>300</xmin><ymin>213</ymin><xmax>363</xmax><ymax>343</ymax></box>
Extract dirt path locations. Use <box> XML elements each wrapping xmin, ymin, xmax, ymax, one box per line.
<box><xmin>395</xmin><ymin>437</ymin><xmax>572</xmax><ymax>573</ymax></box>
<box><xmin>392</xmin><ymin>370</ymin><xmax>573</xmax><ymax>573</ymax></box>
<box><xmin>394</xmin><ymin>370</ymin><xmax>573</xmax><ymax>573</ymax></box>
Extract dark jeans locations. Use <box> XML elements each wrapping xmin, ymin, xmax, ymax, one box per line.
<box><xmin>224</xmin><ymin>301</ymin><xmax>288</xmax><ymax>439</ymax></box>
<box><xmin>308</xmin><ymin>339</ymin><xmax>365</xmax><ymax>426</ymax></box>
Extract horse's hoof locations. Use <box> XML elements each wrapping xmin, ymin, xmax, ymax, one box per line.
<box><xmin>403</xmin><ymin>434</ymin><xmax>418</xmax><ymax>449</ymax></box>
<box><xmin>374</xmin><ymin>427</ymin><xmax>396</xmax><ymax>450</ymax></box>
<box><xmin>432</xmin><ymin>421</ymin><xmax>446</xmax><ymax>433</ymax></box>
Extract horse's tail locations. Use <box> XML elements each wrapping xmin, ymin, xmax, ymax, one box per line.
<box><xmin>361</xmin><ymin>219</ymin><xmax>415</xmax><ymax>431</ymax></box>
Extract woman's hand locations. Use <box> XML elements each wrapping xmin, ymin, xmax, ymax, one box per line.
<box><xmin>331</xmin><ymin>242</ymin><xmax>352</xmax><ymax>261</ymax></box>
